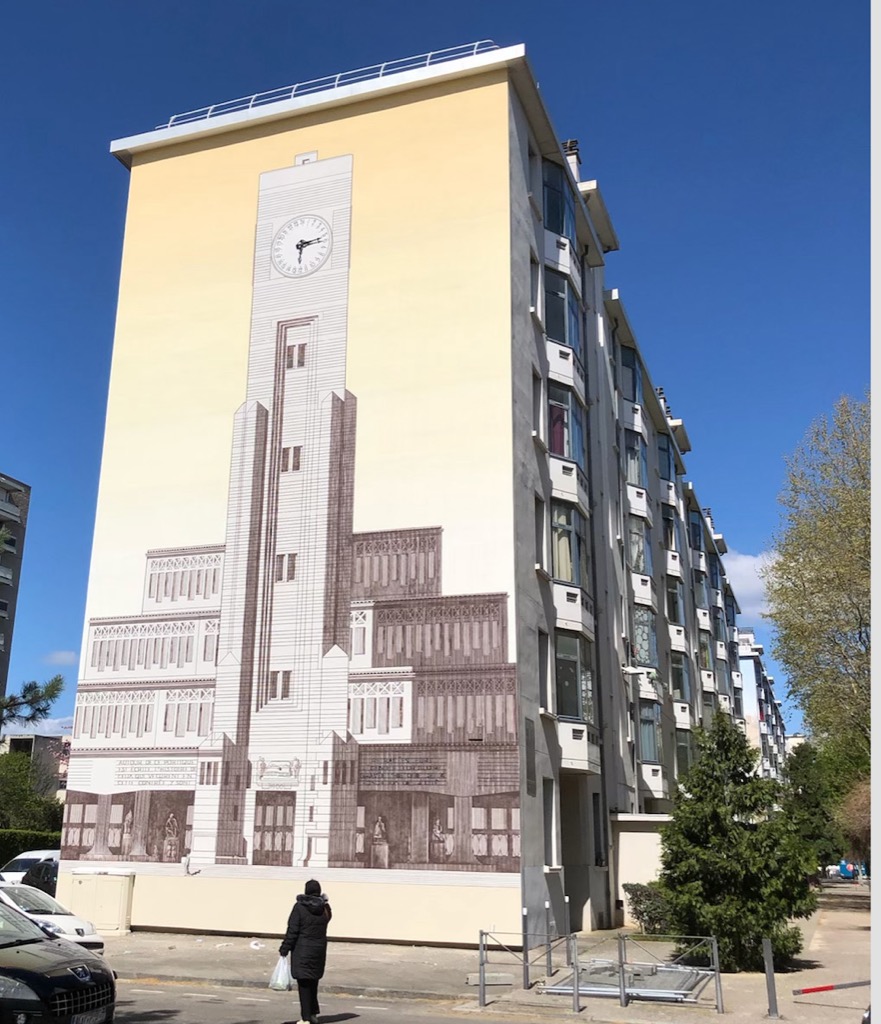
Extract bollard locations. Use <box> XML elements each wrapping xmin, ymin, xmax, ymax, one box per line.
<box><xmin>545</xmin><ymin>901</ymin><xmax>553</xmax><ymax>977</ymax></box>
<box><xmin>617</xmin><ymin>933</ymin><xmax>629</xmax><ymax>1007</ymax></box>
<box><xmin>571</xmin><ymin>933</ymin><xmax>581</xmax><ymax>1014</ymax></box>
<box><xmin>762</xmin><ymin>938</ymin><xmax>779</xmax><ymax>1019</ymax></box>
<box><xmin>564</xmin><ymin>895</ymin><xmax>572</xmax><ymax>965</ymax></box>
<box><xmin>521</xmin><ymin>907</ymin><xmax>530</xmax><ymax>990</ymax></box>
<box><xmin>478</xmin><ymin>930</ymin><xmax>486</xmax><ymax>1008</ymax></box>
<box><xmin>711</xmin><ymin>936</ymin><xmax>724</xmax><ymax>1014</ymax></box>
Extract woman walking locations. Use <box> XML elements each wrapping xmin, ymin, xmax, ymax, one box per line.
<box><xmin>279</xmin><ymin>879</ymin><xmax>332</xmax><ymax>1024</ymax></box>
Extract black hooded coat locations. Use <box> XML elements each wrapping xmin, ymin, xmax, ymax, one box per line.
<box><xmin>279</xmin><ymin>893</ymin><xmax>332</xmax><ymax>980</ymax></box>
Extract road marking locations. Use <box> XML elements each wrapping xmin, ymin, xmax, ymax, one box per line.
<box><xmin>182</xmin><ymin>992</ymin><xmax>224</xmax><ymax>1000</ymax></box>
<box><xmin>127</xmin><ymin>989</ymin><xmax>161</xmax><ymax>995</ymax></box>
<box><xmin>358</xmin><ymin>1007</ymin><xmax>390</xmax><ymax>1011</ymax></box>
<box><xmin>235</xmin><ymin>996</ymin><xmax>271</xmax><ymax>1002</ymax></box>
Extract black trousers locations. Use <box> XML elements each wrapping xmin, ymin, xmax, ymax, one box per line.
<box><xmin>296</xmin><ymin>978</ymin><xmax>320</xmax><ymax>1020</ymax></box>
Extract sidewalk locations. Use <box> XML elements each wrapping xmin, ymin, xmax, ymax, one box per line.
<box><xmin>103</xmin><ymin>884</ymin><xmax>870</xmax><ymax>1021</ymax></box>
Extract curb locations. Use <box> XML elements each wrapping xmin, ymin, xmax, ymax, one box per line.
<box><xmin>114</xmin><ymin>971</ymin><xmax>468</xmax><ymax>1002</ymax></box>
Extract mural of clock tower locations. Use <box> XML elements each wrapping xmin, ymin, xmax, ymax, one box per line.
<box><xmin>193</xmin><ymin>153</ymin><xmax>356</xmax><ymax>868</ymax></box>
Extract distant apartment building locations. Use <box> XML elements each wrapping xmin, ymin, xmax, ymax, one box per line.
<box><xmin>737</xmin><ymin>627</ymin><xmax>787</xmax><ymax>779</ymax></box>
<box><xmin>65</xmin><ymin>41</ymin><xmax>761</xmax><ymax>942</ymax></box>
<box><xmin>0</xmin><ymin>473</ymin><xmax>30</xmax><ymax>697</ymax></box>
<box><xmin>0</xmin><ymin>733</ymin><xmax>70</xmax><ymax>799</ymax></box>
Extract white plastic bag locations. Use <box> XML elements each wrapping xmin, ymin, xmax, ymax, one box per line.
<box><xmin>269</xmin><ymin>955</ymin><xmax>292</xmax><ymax>991</ymax></box>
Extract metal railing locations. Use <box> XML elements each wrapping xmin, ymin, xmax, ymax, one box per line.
<box><xmin>156</xmin><ymin>40</ymin><xmax>499</xmax><ymax>129</ymax></box>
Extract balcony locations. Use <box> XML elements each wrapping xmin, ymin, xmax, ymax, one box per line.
<box><xmin>544</xmin><ymin>229</ymin><xmax>582</xmax><ymax>298</ymax></box>
<box><xmin>690</xmin><ymin>548</ymin><xmax>707</xmax><ymax>574</ymax></box>
<box><xmin>0</xmin><ymin>499</ymin><xmax>20</xmax><ymax>523</ymax></box>
<box><xmin>631</xmin><ymin>573</ymin><xmax>656</xmax><ymax>610</ymax></box>
<box><xmin>711</xmin><ymin>588</ymin><xmax>724</xmax><ymax>609</ymax></box>
<box><xmin>0</xmin><ymin>566</ymin><xmax>13</xmax><ymax>586</ymax></box>
<box><xmin>553</xmin><ymin>582</ymin><xmax>595</xmax><ymax>639</ymax></box>
<box><xmin>731</xmin><ymin>670</ymin><xmax>743</xmax><ymax>689</ymax></box>
<box><xmin>546</xmin><ymin>338</ymin><xmax>586</xmax><ymax>402</ymax></box>
<box><xmin>700</xmin><ymin>669</ymin><xmax>715</xmax><ymax>692</ymax></box>
<box><xmin>659</xmin><ymin>479</ymin><xmax>678</xmax><ymax>508</ymax></box>
<box><xmin>619</xmin><ymin>399</ymin><xmax>648</xmax><ymax>439</ymax></box>
<box><xmin>718</xmin><ymin>693</ymin><xmax>732</xmax><ymax>713</ymax></box>
<box><xmin>665</xmin><ymin>549</ymin><xmax>683</xmax><ymax>577</ymax></box>
<box><xmin>550</xmin><ymin>457</ymin><xmax>590</xmax><ymax>513</ymax></box>
<box><xmin>715</xmin><ymin>641</ymin><xmax>728</xmax><ymax>661</ymax></box>
<box><xmin>627</xmin><ymin>483</ymin><xmax>651</xmax><ymax>521</ymax></box>
<box><xmin>557</xmin><ymin>720</ymin><xmax>602</xmax><ymax>774</ymax></box>
<box><xmin>695</xmin><ymin>608</ymin><xmax>710</xmax><ymax>631</ymax></box>
<box><xmin>640</xmin><ymin>761</ymin><xmax>669</xmax><ymax>800</ymax></box>
<box><xmin>673</xmin><ymin>702</ymin><xmax>691</xmax><ymax>728</ymax></box>
<box><xmin>668</xmin><ymin>623</ymin><xmax>688</xmax><ymax>653</ymax></box>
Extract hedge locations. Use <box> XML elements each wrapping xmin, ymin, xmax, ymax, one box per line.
<box><xmin>0</xmin><ymin>829</ymin><xmax>61</xmax><ymax>870</ymax></box>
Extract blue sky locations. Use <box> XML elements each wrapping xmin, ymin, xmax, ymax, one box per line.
<box><xmin>2</xmin><ymin>1</ymin><xmax>868</xmax><ymax>734</ymax></box>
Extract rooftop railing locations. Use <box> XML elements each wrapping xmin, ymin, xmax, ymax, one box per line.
<box><xmin>155</xmin><ymin>40</ymin><xmax>500</xmax><ymax>130</ymax></box>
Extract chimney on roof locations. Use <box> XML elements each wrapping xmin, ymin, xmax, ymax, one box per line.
<box><xmin>703</xmin><ymin>507</ymin><xmax>714</xmax><ymax>530</ymax></box>
<box><xmin>562</xmin><ymin>139</ymin><xmax>581</xmax><ymax>182</ymax></box>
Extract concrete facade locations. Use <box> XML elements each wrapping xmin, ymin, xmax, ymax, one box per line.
<box><xmin>64</xmin><ymin>42</ymin><xmax>767</xmax><ymax>943</ymax></box>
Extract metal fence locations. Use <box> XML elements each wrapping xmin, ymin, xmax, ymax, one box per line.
<box><xmin>476</xmin><ymin>929</ymin><xmax>724</xmax><ymax>1014</ymax></box>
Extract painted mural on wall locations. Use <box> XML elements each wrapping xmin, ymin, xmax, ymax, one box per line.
<box><xmin>65</xmin><ymin>153</ymin><xmax>520</xmax><ymax>874</ymax></box>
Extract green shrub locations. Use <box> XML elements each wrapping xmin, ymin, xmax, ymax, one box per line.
<box><xmin>0</xmin><ymin>829</ymin><xmax>61</xmax><ymax>869</ymax></box>
<box><xmin>622</xmin><ymin>881</ymin><xmax>672</xmax><ymax>934</ymax></box>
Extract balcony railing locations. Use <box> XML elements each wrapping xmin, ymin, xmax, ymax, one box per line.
<box><xmin>156</xmin><ymin>41</ymin><xmax>499</xmax><ymax>129</ymax></box>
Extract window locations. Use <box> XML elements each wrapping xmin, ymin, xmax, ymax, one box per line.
<box><xmin>688</xmin><ymin>510</ymin><xmax>704</xmax><ymax>551</ymax></box>
<box><xmin>662</xmin><ymin>505</ymin><xmax>682</xmax><ymax>552</ymax></box>
<box><xmin>620</xmin><ymin>346</ymin><xmax>643</xmax><ymax>405</ymax></box>
<box><xmin>2</xmin><ymin>535</ymin><xmax>16</xmax><ymax>551</ymax></box>
<box><xmin>543</xmin><ymin>777</ymin><xmax>557</xmax><ymax>866</ymax></box>
<box><xmin>551</xmin><ymin>502</ymin><xmax>590</xmax><ymax>588</ymax></box>
<box><xmin>538</xmin><ymin>630</ymin><xmax>550</xmax><ymax>710</ymax></box>
<box><xmin>628</xmin><ymin>515</ymin><xmax>653</xmax><ymax>576</ymax></box>
<box><xmin>542</xmin><ymin>161</ymin><xmax>576</xmax><ymax>242</ymax></box>
<box><xmin>534</xmin><ymin>497</ymin><xmax>545</xmax><ymax>567</ymax></box>
<box><xmin>554</xmin><ymin>631</ymin><xmax>595</xmax><ymax>722</ymax></box>
<box><xmin>675</xmin><ymin>729</ymin><xmax>695</xmax><ymax>777</ymax></box>
<box><xmin>624</xmin><ymin>430</ymin><xmax>648</xmax><ymax>488</ymax></box>
<box><xmin>286</xmin><ymin>553</ymin><xmax>297</xmax><ymax>581</ymax></box>
<box><xmin>709</xmin><ymin>554</ymin><xmax>722</xmax><ymax>590</ymax></box>
<box><xmin>657</xmin><ymin>433</ymin><xmax>676</xmax><ymax>482</ymax></box>
<box><xmin>666</xmin><ymin>577</ymin><xmax>685</xmax><ymax>625</ymax></box>
<box><xmin>632</xmin><ymin>606</ymin><xmax>659</xmax><ymax>667</ymax></box>
<box><xmin>286</xmin><ymin>343</ymin><xmax>306</xmax><ymax>369</ymax></box>
<box><xmin>532</xmin><ymin>373</ymin><xmax>542</xmax><ymax>433</ymax></box>
<box><xmin>698</xmin><ymin>631</ymin><xmax>713</xmax><ymax>671</ymax></box>
<box><xmin>639</xmin><ymin>700</ymin><xmax>662</xmax><ymax>763</ymax></box>
<box><xmin>712</xmin><ymin>607</ymin><xmax>726</xmax><ymax>642</ymax></box>
<box><xmin>544</xmin><ymin>269</ymin><xmax>583</xmax><ymax>359</ymax></box>
<box><xmin>275</xmin><ymin>554</ymin><xmax>285</xmax><ymax>582</ymax></box>
<box><xmin>693</xmin><ymin>570</ymin><xmax>709</xmax><ymax>610</ymax></box>
<box><xmin>281</xmin><ymin>446</ymin><xmax>302</xmax><ymax>472</ymax></box>
<box><xmin>725</xmin><ymin>594</ymin><xmax>737</xmax><ymax>628</ymax></box>
<box><xmin>0</xmin><ymin>600</ymin><xmax>7</xmax><ymax>618</ymax></box>
<box><xmin>716</xmin><ymin>659</ymin><xmax>731</xmax><ymax>696</ymax></box>
<box><xmin>671</xmin><ymin>652</ymin><xmax>692</xmax><ymax>702</ymax></box>
<box><xmin>275</xmin><ymin>553</ymin><xmax>297</xmax><ymax>582</ymax></box>
<box><xmin>548</xmin><ymin>384</ymin><xmax>586</xmax><ymax>469</ymax></box>
<box><xmin>733</xmin><ymin>692</ymin><xmax>744</xmax><ymax>718</ymax></box>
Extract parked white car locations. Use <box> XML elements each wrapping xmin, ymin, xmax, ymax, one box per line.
<box><xmin>0</xmin><ymin>849</ymin><xmax>60</xmax><ymax>883</ymax></box>
<box><xmin>0</xmin><ymin>883</ymin><xmax>104</xmax><ymax>953</ymax></box>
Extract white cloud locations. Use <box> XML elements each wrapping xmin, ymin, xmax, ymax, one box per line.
<box><xmin>3</xmin><ymin>715</ymin><xmax>74</xmax><ymax>736</ymax></box>
<box><xmin>42</xmin><ymin>651</ymin><xmax>78</xmax><ymax>666</ymax></box>
<box><xmin>724</xmin><ymin>549</ymin><xmax>774</xmax><ymax>623</ymax></box>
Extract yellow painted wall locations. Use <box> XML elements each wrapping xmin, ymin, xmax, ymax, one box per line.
<box><xmin>87</xmin><ymin>71</ymin><xmax>514</xmax><ymax>626</ymax></box>
<box><xmin>57</xmin><ymin>870</ymin><xmax>522</xmax><ymax>944</ymax></box>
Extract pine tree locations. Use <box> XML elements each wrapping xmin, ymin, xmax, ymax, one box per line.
<box><xmin>659</xmin><ymin>714</ymin><xmax>817</xmax><ymax>971</ymax></box>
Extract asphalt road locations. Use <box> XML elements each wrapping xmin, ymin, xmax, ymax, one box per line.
<box><xmin>115</xmin><ymin>980</ymin><xmax>522</xmax><ymax>1024</ymax></box>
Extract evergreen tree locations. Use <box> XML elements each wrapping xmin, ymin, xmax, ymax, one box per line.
<box><xmin>659</xmin><ymin>714</ymin><xmax>817</xmax><ymax>971</ymax></box>
<box><xmin>781</xmin><ymin>742</ymin><xmax>845</xmax><ymax>869</ymax></box>
<box><xmin>0</xmin><ymin>675</ymin><xmax>64</xmax><ymax>731</ymax></box>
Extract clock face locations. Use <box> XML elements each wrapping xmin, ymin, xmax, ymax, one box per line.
<box><xmin>271</xmin><ymin>215</ymin><xmax>333</xmax><ymax>277</ymax></box>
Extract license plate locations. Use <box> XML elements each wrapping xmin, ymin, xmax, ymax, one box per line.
<box><xmin>72</xmin><ymin>1009</ymin><xmax>108</xmax><ymax>1024</ymax></box>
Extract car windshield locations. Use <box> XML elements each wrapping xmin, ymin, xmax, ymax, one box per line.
<box><xmin>1</xmin><ymin>857</ymin><xmax>40</xmax><ymax>873</ymax></box>
<box><xmin>2</xmin><ymin>886</ymin><xmax>69</xmax><ymax>915</ymax></box>
<box><xmin>0</xmin><ymin>902</ymin><xmax>48</xmax><ymax>945</ymax></box>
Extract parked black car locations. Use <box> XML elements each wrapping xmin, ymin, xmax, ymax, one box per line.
<box><xmin>20</xmin><ymin>861</ymin><xmax>58</xmax><ymax>898</ymax></box>
<box><xmin>0</xmin><ymin>901</ymin><xmax>115</xmax><ymax>1024</ymax></box>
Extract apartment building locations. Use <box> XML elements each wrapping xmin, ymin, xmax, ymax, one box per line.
<box><xmin>0</xmin><ymin>733</ymin><xmax>70</xmax><ymax>799</ymax></box>
<box><xmin>63</xmin><ymin>41</ymin><xmax>751</xmax><ymax>942</ymax></box>
<box><xmin>0</xmin><ymin>473</ymin><xmax>30</xmax><ymax>697</ymax></box>
<box><xmin>738</xmin><ymin>627</ymin><xmax>787</xmax><ymax>779</ymax></box>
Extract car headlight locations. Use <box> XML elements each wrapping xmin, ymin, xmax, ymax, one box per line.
<box><xmin>40</xmin><ymin>922</ymin><xmax>64</xmax><ymax>935</ymax></box>
<box><xmin>0</xmin><ymin>976</ymin><xmax>40</xmax><ymax>1001</ymax></box>
<box><xmin>84</xmin><ymin>922</ymin><xmax>95</xmax><ymax>934</ymax></box>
